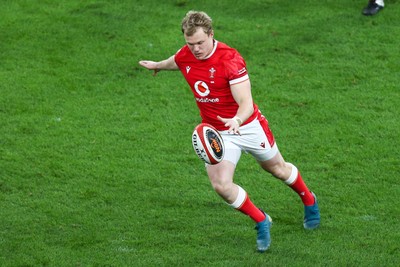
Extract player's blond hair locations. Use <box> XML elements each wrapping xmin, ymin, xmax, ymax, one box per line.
<box><xmin>181</xmin><ymin>11</ymin><xmax>213</xmax><ymax>36</ymax></box>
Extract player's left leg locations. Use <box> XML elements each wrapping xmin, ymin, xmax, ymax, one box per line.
<box><xmin>258</xmin><ymin>153</ymin><xmax>320</xmax><ymax>229</ymax></box>
<box><xmin>259</xmin><ymin>152</ymin><xmax>314</xmax><ymax>205</ymax></box>
<box><xmin>247</xmin><ymin>114</ymin><xmax>320</xmax><ymax>229</ymax></box>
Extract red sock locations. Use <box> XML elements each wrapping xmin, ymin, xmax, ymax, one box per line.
<box><xmin>231</xmin><ymin>186</ymin><xmax>266</xmax><ymax>223</ymax></box>
<box><xmin>285</xmin><ymin>164</ymin><xmax>315</xmax><ymax>206</ymax></box>
<box><xmin>238</xmin><ymin>195</ymin><xmax>266</xmax><ymax>223</ymax></box>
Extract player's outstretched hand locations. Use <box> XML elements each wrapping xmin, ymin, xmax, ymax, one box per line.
<box><xmin>138</xmin><ymin>60</ymin><xmax>160</xmax><ymax>76</ymax></box>
<box><xmin>217</xmin><ymin>116</ymin><xmax>241</xmax><ymax>135</ymax></box>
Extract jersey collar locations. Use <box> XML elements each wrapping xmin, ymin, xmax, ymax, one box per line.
<box><xmin>203</xmin><ymin>40</ymin><xmax>218</xmax><ymax>60</ymax></box>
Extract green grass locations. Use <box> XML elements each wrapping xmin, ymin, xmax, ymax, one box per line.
<box><xmin>1</xmin><ymin>0</ymin><xmax>399</xmax><ymax>266</ymax></box>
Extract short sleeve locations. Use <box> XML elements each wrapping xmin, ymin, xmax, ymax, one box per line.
<box><xmin>225</xmin><ymin>51</ymin><xmax>249</xmax><ymax>85</ymax></box>
<box><xmin>174</xmin><ymin>47</ymin><xmax>184</xmax><ymax>68</ymax></box>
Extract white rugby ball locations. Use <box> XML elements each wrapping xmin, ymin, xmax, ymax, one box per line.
<box><xmin>192</xmin><ymin>123</ymin><xmax>225</xmax><ymax>165</ymax></box>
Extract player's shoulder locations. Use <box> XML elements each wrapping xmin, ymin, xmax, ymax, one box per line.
<box><xmin>175</xmin><ymin>45</ymin><xmax>190</xmax><ymax>57</ymax></box>
<box><xmin>175</xmin><ymin>45</ymin><xmax>193</xmax><ymax>65</ymax></box>
<box><xmin>215</xmin><ymin>41</ymin><xmax>244</xmax><ymax>62</ymax></box>
<box><xmin>217</xmin><ymin>41</ymin><xmax>240</xmax><ymax>56</ymax></box>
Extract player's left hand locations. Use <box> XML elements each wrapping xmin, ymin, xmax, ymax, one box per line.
<box><xmin>217</xmin><ymin>116</ymin><xmax>241</xmax><ymax>135</ymax></box>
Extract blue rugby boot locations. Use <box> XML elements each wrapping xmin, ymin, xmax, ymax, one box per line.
<box><xmin>255</xmin><ymin>212</ymin><xmax>272</xmax><ymax>252</ymax></box>
<box><xmin>303</xmin><ymin>192</ymin><xmax>320</xmax><ymax>229</ymax></box>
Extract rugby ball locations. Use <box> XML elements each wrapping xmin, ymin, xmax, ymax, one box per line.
<box><xmin>192</xmin><ymin>123</ymin><xmax>225</xmax><ymax>165</ymax></box>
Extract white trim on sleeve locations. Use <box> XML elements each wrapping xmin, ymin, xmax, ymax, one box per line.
<box><xmin>229</xmin><ymin>74</ymin><xmax>249</xmax><ymax>85</ymax></box>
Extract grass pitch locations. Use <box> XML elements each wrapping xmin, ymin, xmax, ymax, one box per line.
<box><xmin>1</xmin><ymin>0</ymin><xmax>399</xmax><ymax>266</ymax></box>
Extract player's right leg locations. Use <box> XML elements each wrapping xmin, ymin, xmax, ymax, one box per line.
<box><xmin>206</xmin><ymin>155</ymin><xmax>271</xmax><ymax>252</ymax></box>
<box><xmin>206</xmin><ymin>160</ymin><xmax>267</xmax><ymax>223</ymax></box>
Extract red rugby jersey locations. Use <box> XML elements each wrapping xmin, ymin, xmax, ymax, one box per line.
<box><xmin>174</xmin><ymin>40</ymin><xmax>259</xmax><ymax>130</ymax></box>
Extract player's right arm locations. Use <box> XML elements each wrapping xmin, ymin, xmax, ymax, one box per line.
<box><xmin>138</xmin><ymin>55</ymin><xmax>178</xmax><ymax>76</ymax></box>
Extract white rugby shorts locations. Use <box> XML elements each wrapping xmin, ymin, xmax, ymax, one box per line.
<box><xmin>219</xmin><ymin>115</ymin><xmax>278</xmax><ymax>165</ymax></box>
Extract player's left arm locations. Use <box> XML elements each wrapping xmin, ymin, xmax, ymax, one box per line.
<box><xmin>217</xmin><ymin>79</ymin><xmax>254</xmax><ymax>135</ymax></box>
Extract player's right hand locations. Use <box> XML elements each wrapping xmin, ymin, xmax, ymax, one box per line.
<box><xmin>138</xmin><ymin>60</ymin><xmax>160</xmax><ymax>76</ymax></box>
<box><xmin>217</xmin><ymin>116</ymin><xmax>241</xmax><ymax>135</ymax></box>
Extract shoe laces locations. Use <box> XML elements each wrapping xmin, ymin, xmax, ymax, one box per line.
<box><xmin>255</xmin><ymin>221</ymin><xmax>268</xmax><ymax>238</ymax></box>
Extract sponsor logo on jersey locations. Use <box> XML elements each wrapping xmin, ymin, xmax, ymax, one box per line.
<box><xmin>195</xmin><ymin>97</ymin><xmax>219</xmax><ymax>103</ymax></box>
<box><xmin>194</xmin><ymin>81</ymin><xmax>210</xmax><ymax>97</ymax></box>
<box><xmin>194</xmin><ymin>80</ymin><xmax>219</xmax><ymax>103</ymax></box>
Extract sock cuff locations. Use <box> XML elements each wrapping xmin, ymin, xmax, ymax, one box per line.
<box><xmin>375</xmin><ymin>0</ymin><xmax>384</xmax><ymax>7</ymax></box>
<box><xmin>229</xmin><ymin>185</ymin><xmax>247</xmax><ymax>208</ymax></box>
<box><xmin>284</xmin><ymin>163</ymin><xmax>298</xmax><ymax>185</ymax></box>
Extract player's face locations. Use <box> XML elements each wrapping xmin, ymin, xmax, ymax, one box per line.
<box><xmin>184</xmin><ymin>28</ymin><xmax>214</xmax><ymax>60</ymax></box>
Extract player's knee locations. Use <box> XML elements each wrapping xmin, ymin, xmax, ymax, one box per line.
<box><xmin>266</xmin><ymin>162</ymin><xmax>289</xmax><ymax>179</ymax></box>
<box><xmin>270</xmin><ymin>167</ymin><xmax>286</xmax><ymax>179</ymax></box>
<box><xmin>211</xmin><ymin>181</ymin><xmax>231</xmax><ymax>196</ymax></box>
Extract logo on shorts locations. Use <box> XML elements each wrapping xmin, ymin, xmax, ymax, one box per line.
<box><xmin>260</xmin><ymin>142</ymin><xmax>265</xmax><ymax>148</ymax></box>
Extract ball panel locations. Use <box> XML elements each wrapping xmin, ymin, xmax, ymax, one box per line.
<box><xmin>203</xmin><ymin>127</ymin><xmax>224</xmax><ymax>162</ymax></box>
<box><xmin>192</xmin><ymin>130</ymin><xmax>211</xmax><ymax>164</ymax></box>
<box><xmin>192</xmin><ymin>123</ymin><xmax>225</xmax><ymax>165</ymax></box>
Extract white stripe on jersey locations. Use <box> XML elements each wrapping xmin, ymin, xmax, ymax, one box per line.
<box><xmin>229</xmin><ymin>74</ymin><xmax>249</xmax><ymax>85</ymax></box>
